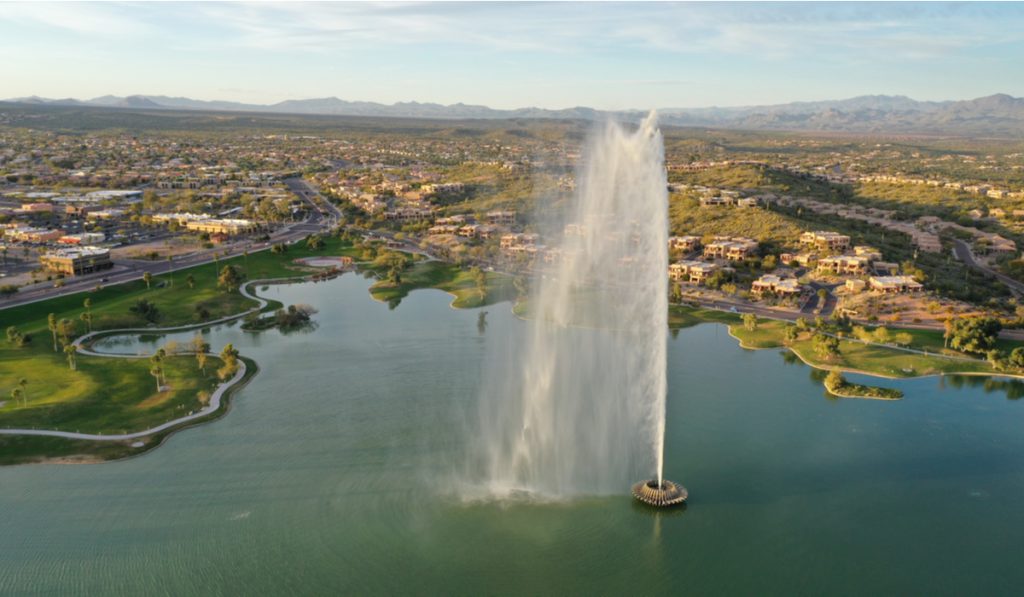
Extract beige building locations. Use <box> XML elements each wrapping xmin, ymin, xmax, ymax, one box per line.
<box><xmin>669</xmin><ymin>260</ymin><xmax>720</xmax><ymax>285</ymax></box>
<box><xmin>817</xmin><ymin>255</ymin><xmax>871</xmax><ymax>275</ymax></box>
<box><xmin>485</xmin><ymin>210</ymin><xmax>516</xmax><ymax>226</ymax></box>
<box><xmin>668</xmin><ymin>235</ymin><xmax>701</xmax><ymax>252</ymax></box>
<box><xmin>703</xmin><ymin>237</ymin><xmax>758</xmax><ymax>261</ymax></box>
<box><xmin>185</xmin><ymin>218</ymin><xmax>255</xmax><ymax>235</ymax></box>
<box><xmin>869</xmin><ymin>275</ymin><xmax>923</xmax><ymax>294</ymax></box>
<box><xmin>800</xmin><ymin>231</ymin><xmax>851</xmax><ymax>253</ymax></box>
<box><xmin>40</xmin><ymin>246</ymin><xmax>112</xmax><ymax>276</ymax></box>
<box><xmin>751</xmin><ymin>274</ymin><xmax>802</xmax><ymax>297</ymax></box>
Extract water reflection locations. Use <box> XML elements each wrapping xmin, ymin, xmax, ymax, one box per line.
<box><xmin>945</xmin><ymin>375</ymin><xmax>1024</xmax><ymax>400</ymax></box>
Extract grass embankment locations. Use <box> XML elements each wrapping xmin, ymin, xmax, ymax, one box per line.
<box><xmin>368</xmin><ymin>261</ymin><xmax>515</xmax><ymax>309</ymax></box>
<box><xmin>670</xmin><ymin>305</ymin><xmax>999</xmax><ymax>381</ymax></box>
<box><xmin>0</xmin><ymin>235</ymin><xmax>515</xmax><ymax>465</ymax></box>
<box><xmin>0</xmin><ymin>238</ymin><xmax>356</xmax><ymax>463</ymax></box>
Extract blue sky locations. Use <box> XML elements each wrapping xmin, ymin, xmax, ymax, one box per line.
<box><xmin>2</xmin><ymin>2</ymin><xmax>1023</xmax><ymax>109</ymax></box>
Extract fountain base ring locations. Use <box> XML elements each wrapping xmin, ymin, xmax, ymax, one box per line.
<box><xmin>632</xmin><ymin>479</ymin><xmax>688</xmax><ymax>507</ymax></box>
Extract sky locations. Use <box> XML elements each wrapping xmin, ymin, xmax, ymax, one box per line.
<box><xmin>2</xmin><ymin>1</ymin><xmax>1023</xmax><ymax>110</ymax></box>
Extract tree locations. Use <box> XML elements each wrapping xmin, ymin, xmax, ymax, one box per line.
<box><xmin>16</xmin><ymin>378</ymin><xmax>27</xmax><ymax>405</ymax></box>
<box><xmin>191</xmin><ymin>335</ymin><xmax>211</xmax><ymax>373</ymax></box>
<box><xmin>10</xmin><ymin>388</ymin><xmax>23</xmax><ymax>407</ymax></box>
<box><xmin>817</xmin><ymin>288</ymin><xmax>828</xmax><ymax>303</ymax></box>
<box><xmin>186</xmin><ymin>274</ymin><xmax>196</xmax><ymax>289</ymax></box>
<box><xmin>218</xmin><ymin>343</ymin><xmax>240</xmax><ymax>380</ymax></box>
<box><xmin>47</xmin><ymin>313</ymin><xmax>58</xmax><ymax>351</ymax></box>
<box><xmin>893</xmin><ymin>332</ymin><xmax>913</xmax><ymax>347</ymax></box>
<box><xmin>143</xmin><ymin>271</ymin><xmax>153</xmax><ymax>289</ymax></box>
<box><xmin>1008</xmin><ymin>347</ymin><xmax>1024</xmax><ymax>370</ymax></box>
<box><xmin>64</xmin><ymin>344</ymin><xmax>77</xmax><ymax>371</ymax></box>
<box><xmin>783</xmin><ymin>324</ymin><xmax>799</xmax><ymax>345</ymax></box>
<box><xmin>130</xmin><ymin>298</ymin><xmax>161</xmax><ymax>323</ymax></box>
<box><xmin>150</xmin><ymin>349</ymin><xmax>167</xmax><ymax>386</ymax></box>
<box><xmin>6</xmin><ymin>325</ymin><xmax>21</xmax><ymax>345</ymax></box>
<box><xmin>813</xmin><ymin>333</ymin><xmax>841</xmax><ymax>360</ymax></box>
<box><xmin>987</xmin><ymin>349</ymin><xmax>1005</xmax><ymax>371</ymax></box>
<box><xmin>824</xmin><ymin>369</ymin><xmax>845</xmax><ymax>390</ymax></box>
<box><xmin>873</xmin><ymin>327</ymin><xmax>891</xmax><ymax>345</ymax></box>
<box><xmin>795</xmin><ymin>317</ymin><xmax>809</xmax><ymax>331</ymax></box>
<box><xmin>943</xmin><ymin>317</ymin><xmax>955</xmax><ymax>348</ymax></box>
<box><xmin>948</xmin><ymin>317</ymin><xmax>1002</xmax><ymax>355</ymax></box>
<box><xmin>57</xmin><ymin>318</ymin><xmax>76</xmax><ymax>348</ymax></box>
<box><xmin>742</xmin><ymin>313</ymin><xmax>758</xmax><ymax>331</ymax></box>
<box><xmin>470</xmin><ymin>267</ymin><xmax>487</xmax><ymax>299</ymax></box>
<box><xmin>150</xmin><ymin>364</ymin><xmax>164</xmax><ymax>392</ymax></box>
<box><xmin>306</xmin><ymin>234</ymin><xmax>324</xmax><ymax>250</ymax></box>
<box><xmin>217</xmin><ymin>265</ymin><xmax>244</xmax><ymax>293</ymax></box>
<box><xmin>80</xmin><ymin>311</ymin><xmax>93</xmax><ymax>333</ymax></box>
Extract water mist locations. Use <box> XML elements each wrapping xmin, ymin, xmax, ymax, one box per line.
<box><xmin>473</xmin><ymin>112</ymin><xmax>679</xmax><ymax>501</ymax></box>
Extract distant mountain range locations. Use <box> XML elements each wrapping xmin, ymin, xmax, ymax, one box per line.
<box><xmin>7</xmin><ymin>93</ymin><xmax>1024</xmax><ymax>135</ymax></box>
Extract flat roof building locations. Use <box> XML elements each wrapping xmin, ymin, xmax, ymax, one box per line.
<box><xmin>40</xmin><ymin>246</ymin><xmax>113</xmax><ymax>276</ymax></box>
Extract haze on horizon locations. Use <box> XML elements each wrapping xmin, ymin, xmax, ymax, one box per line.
<box><xmin>2</xmin><ymin>1</ymin><xmax>1024</xmax><ymax>111</ymax></box>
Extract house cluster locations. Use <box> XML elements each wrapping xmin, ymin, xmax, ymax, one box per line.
<box><xmin>858</xmin><ymin>174</ymin><xmax>1024</xmax><ymax>199</ymax></box>
<box><xmin>669</xmin><ymin>260</ymin><xmax>721</xmax><ymax>285</ymax></box>
<box><xmin>428</xmin><ymin>214</ymin><xmax>500</xmax><ymax>239</ymax></box>
<box><xmin>780</xmin><ymin>231</ymin><xmax>898</xmax><ymax>278</ymax></box>
<box><xmin>703</xmin><ymin>237</ymin><xmax>759</xmax><ymax>261</ymax></box>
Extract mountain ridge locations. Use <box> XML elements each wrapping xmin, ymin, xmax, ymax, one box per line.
<box><xmin>6</xmin><ymin>93</ymin><xmax>1024</xmax><ymax>135</ymax></box>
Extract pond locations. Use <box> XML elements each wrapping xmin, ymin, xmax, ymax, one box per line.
<box><xmin>3</xmin><ymin>273</ymin><xmax>1024</xmax><ymax>595</ymax></box>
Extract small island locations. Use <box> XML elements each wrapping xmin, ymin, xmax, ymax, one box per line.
<box><xmin>823</xmin><ymin>370</ymin><xmax>903</xmax><ymax>400</ymax></box>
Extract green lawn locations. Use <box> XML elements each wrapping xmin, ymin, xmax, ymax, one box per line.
<box><xmin>0</xmin><ymin>348</ymin><xmax>222</xmax><ymax>434</ymax></box>
<box><xmin>0</xmin><ymin>234</ymin><xmax>517</xmax><ymax>465</ymax></box>
<box><xmin>368</xmin><ymin>260</ymin><xmax>516</xmax><ymax>309</ymax></box>
<box><xmin>692</xmin><ymin>309</ymin><xmax>999</xmax><ymax>378</ymax></box>
<box><xmin>0</xmin><ymin>236</ymin><xmax>360</xmax><ymax>464</ymax></box>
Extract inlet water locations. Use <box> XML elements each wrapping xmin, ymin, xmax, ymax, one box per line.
<box><xmin>473</xmin><ymin>112</ymin><xmax>669</xmax><ymax>497</ymax></box>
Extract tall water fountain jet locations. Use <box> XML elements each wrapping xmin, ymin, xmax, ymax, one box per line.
<box><xmin>474</xmin><ymin>112</ymin><xmax>683</xmax><ymax>504</ymax></box>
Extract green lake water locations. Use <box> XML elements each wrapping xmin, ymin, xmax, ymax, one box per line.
<box><xmin>3</xmin><ymin>273</ymin><xmax>1024</xmax><ymax>595</ymax></box>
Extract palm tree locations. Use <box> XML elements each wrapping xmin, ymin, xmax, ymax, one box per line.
<box><xmin>47</xmin><ymin>313</ymin><xmax>58</xmax><ymax>351</ymax></box>
<box><xmin>143</xmin><ymin>271</ymin><xmax>153</xmax><ymax>289</ymax></box>
<box><xmin>64</xmin><ymin>344</ymin><xmax>77</xmax><ymax>371</ymax></box>
<box><xmin>80</xmin><ymin>311</ymin><xmax>93</xmax><ymax>333</ymax></box>
<box><xmin>17</xmin><ymin>378</ymin><xmax>27</xmax><ymax>406</ymax></box>
<box><xmin>186</xmin><ymin>274</ymin><xmax>196</xmax><ymax>289</ymax></box>
<box><xmin>150</xmin><ymin>364</ymin><xmax>164</xmax><ymax>392</ymax></box>
<box><xmin>10</xmin><ymin>388</ymin><xmax>22</xmax><ymax>407</ymax></box>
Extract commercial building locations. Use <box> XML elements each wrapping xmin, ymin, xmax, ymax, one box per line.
<box><xmin>40</xmin><ymin>246</ymin><xmax>113</xmax><ymax>276</ymax></box>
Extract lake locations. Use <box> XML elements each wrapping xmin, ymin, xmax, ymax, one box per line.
<box><xmin>3</xmin><ymin>273</ymin><xmax>1024</xmax><ymax>595</ymax></box>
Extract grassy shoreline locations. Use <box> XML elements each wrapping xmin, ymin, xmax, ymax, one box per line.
<box><xmin>0</xmin><ymin>236</ymin><xmax>514</xmax><ymax>465</ymax></box>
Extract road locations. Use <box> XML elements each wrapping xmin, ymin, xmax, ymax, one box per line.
<box><xmin>953</xmin><ymin>239</ymin><xmax>1024</xmax><ymax>296</ymax></box>
<box><xmin>0</xmin><ymin>180</ymin><xmax>335</xmax><ymax>311</ymax></box>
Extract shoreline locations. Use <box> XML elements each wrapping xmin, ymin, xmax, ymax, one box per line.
<box><xmin>721</xmin><ymin>322</ymin><xmax>1024</xmax><ymax>385</ymax></box>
